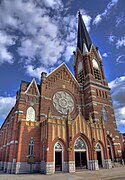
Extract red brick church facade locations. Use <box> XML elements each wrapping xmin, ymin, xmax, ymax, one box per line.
<box><xmin>0</xmin><ymin>12</ymin><xmax>123</xmax><ymax>174</ymax></box>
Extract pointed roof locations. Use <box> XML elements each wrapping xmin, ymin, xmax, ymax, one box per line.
<box><xmin>83</xmin><ymin>42</ymin><xmax>89</xmax><ymax>55</ymax></box>
<box><xmin>25</xmin><ymin>78</ymin><xmax>40</xmax><ymax>96</ymax></box>
<box><xmin>77</xmin><ymin>11</ymin><xmax>92</xmax><ymax>52</ymax></box>
<box><xmin>46</xmin><ymin>63</ymin><xmax>80</xmax><ymax>86</ymax></box>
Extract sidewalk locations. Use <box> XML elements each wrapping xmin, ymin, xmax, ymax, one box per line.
<box><xmin>0</xmin><ymin>166</ymin><xmax>125</xmax><ymax>180</ymax></box>
<box><xmin>73</xmin><ymin>166</ymin><xmax>125</xmax><ymax>179</ymax></box>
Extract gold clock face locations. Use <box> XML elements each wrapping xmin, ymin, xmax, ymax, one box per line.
<box><xmin>53</xmin><ymin>91</ymin><xmax>74</xmax><ymax>114</ymax></box>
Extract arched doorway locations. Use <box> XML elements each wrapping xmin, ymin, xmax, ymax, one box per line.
<box><xmin>107</xmin><ymin>139</ymin><xmax>114</xmax><ymax>161</ymax></box>
<box><xmin>96</xmin><ymin>144</ymin><xmax>103</xmax><ymax>167</ymax></box>
<box><xmin>74</xmin><ymin>137</ymin><xmax>88</xmax><ymax>169</ymax></box>
<box><xmin>54</xmin><ymin>142</ymin><xmax>63</xmax><ymax>172</ymax></box>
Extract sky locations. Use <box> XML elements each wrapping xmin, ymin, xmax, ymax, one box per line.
<box><xmin>0</xmin><ymin>0</ymin><xmax>125</xmax><ymax>132</ymax></box>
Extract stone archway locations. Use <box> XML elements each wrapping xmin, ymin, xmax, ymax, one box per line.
<box><xmin>54</xmin><ymin>142</ymin><xmax>63</xmax><ymax>172</ymax></box>
<box><xmin>74</xmin><ymin>137</ymin><xmax>88</xmax><ymax>169</ymax></box>
<box><xmin>96</xmin><ymin>144</ymin><xmax>103</xmax><ymax>167</ymax></box>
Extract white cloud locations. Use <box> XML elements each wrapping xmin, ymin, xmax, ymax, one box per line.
<box><xmin>0</xmin><ymin>30</ymin><xmax>17</xmax><ymax>64</ymax></box>
<box><xmin>109</xmin><ymin>76</ymin><xmax>125</xmax><ymax>89</ymax></box>
<box><xmin>25</xmin><ymin>65</ymin><xmax>49</xmax><ymax>79</ymax></box>
<box><xmin>102</xmin><ymin>53</ymin><xmax>108</xmax><ymax>57</ymax></box>
<box><xmin>93</xmin><ymin>0</ymin><xmax>119</xmax><ymax>25</ymax></box>
<box><xmin>109</xmin><ymin>76</ymin><xmax>125</xmax><ymax>128</ymax></box>
<box><xmin>108</xmin><ymin>34</ymin><xmax>116</xmax><ymax>43</ymax></box>
<box><xmin>116</xmin><ymin>14</ymin><xmax>124</xmax><ymax>27</ymax></box>
<box><xmin>116</xmin><ymin>54</ymin><xmax>124</xmax><ymax>63</ymax></box>
<box><xmin>79</xmin><ymin>9</ymin><xmax>92</xmax><ymax>32</ymax></box>
<box><xmin>0</xmin><ymin>96</ymin><xmax>16</xmax><ymax>121</ymax></box>
<box><xmin>116</xmin><ymin>36</ymin><xmax>125</xmax><ymax>48</ymax></box>
<box><xmin>0</xmin><ymin>0</ymin><xmax>92</xmax><ymax>78</ymax></box>
<box><xmin>41</xmin><ymin>0</ymin><xmax>63</xmax><ymax>9</ymax></box>
<box><xmin>115</xmin><ymin>107</ymin><xmax>125</xmax><ymax>127</ymax></box>
<box><xmin>108</xmin><ymin>33</ymin><xmax>125</xmax><ymax>51</ymax></box>
<box><xmin>93</xmin><ymin>15</ymin><xmax>102</xmax><ymax>25</ymax></box>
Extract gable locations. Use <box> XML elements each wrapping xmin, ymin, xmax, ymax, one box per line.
<box><xmin>45</xmin><ymin>63</ymin><xmax>80</xmax><ymax>88</ymax></box>
<box><xmin>25</xmin><ymin>78</ymin><xmax>40</xmax><ymax>96</ymax></box>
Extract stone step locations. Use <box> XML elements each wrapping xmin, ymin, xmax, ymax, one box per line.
<box><xmin>111</xmin><ymin>162</ymin><xmax>124</xmax><ymax>168</ymax></box>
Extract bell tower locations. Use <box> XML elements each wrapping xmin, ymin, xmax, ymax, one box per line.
<box><xmin>74</xmin><ymin>11</ymin><xmax>109</xmax><ymax>121</ymax></box>
<box><xmin>73</xmin><ymin>12</ymin><xmax>123</xmax><ymax>160</ymax></box>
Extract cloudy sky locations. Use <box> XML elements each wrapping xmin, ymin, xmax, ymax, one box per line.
<box><xmin>0</xmin><ymin>0</ymin><xmax>125</xmax><ymax>132</ymax></box>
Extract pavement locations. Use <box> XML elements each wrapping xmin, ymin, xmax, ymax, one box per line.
<box><xmin>0</xmin><ymin>166</ymin><xmax>125</xmax><ymax>180</ymax></box>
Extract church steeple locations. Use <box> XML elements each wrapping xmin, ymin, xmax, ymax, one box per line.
<box><xmin>77</xmin><ymin>11</ymin><xmax>92</xmax><ymax>53</ymax></box>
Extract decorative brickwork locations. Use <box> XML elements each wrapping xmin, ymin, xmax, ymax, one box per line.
<box><xmin>0</xmin><ymin>11</ymin><xmax>124</xmax><ymax>175</ymax></box>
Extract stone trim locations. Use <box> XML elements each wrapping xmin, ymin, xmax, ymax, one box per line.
<box><xmin>41</xmin><ymin>161</ymin><xmax>54</xmax><ymax>174</ymax></box>
<box><xmin>15</xmin><ymin>162</ymin><xmax>40</xmax><ymax>174</ymax></box>
<box><xmin>102</xmin><ymin>159</ymin><xmax>112</xmax><ymax>169</ymax></box>
<box><xmin>88</xmin><ymin>160</ymin><xmax>99</xmax><ymax>170</ymax></box>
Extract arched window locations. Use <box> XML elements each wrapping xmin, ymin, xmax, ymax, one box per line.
<box><xmin>92</xmin><ymin>59</ymin><xmax>101</xmax><ymax>80</ymax></box>
<box><xmin>74</xmin><ymin>138</ymin><xmax>86</xmax><ymax>150</ymax></box>
<box><xmin>96</xmin><ymin>144</ymin><xmax>101</xmax><ymax>151</ymax></box>
<box><xmin>78</xmin><ymin>62</ymin><xmax>84</xmax><ymax>83</ymax></box>
<box><xmin>102</xmin><ymin>107</ymin><xmax>107</xmax><ymax>121</ymax></box>
<box><xmin>26</xmin><ymin>107</ymin><xmax>35</xmax><ymax>121</ymax></box>
<box><xmin>55</xmin><ymin>142</ymin><xmax>62</xmax><ymax>151</ymax></box>
<box><xmin>28</xmin><ymin>139</ymin><xmax>34</xmax><ymax>156</ymax></box>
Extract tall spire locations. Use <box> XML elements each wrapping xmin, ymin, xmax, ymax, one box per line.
<box><xmin>77</xmin><ymin>11</ymin><xmax>92</xmax><ymax>53</ymax></box>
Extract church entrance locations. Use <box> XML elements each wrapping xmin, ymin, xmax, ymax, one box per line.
<box><xmin>75</xmin><ymin>151</ymin><xmax>87</xmax><ymax>169</ymax></box>
<box><xmin>96</xmin><ymin>144</ymin><xmax>103</xmax><ymax>167</ymax></box>
<box><xmin>107</xmin><ymin>139</ymin><xmax>114</xmax><ymax>161</ymax></box>
<box><xmin>54</xmin><ymin>142</ymin><xmax>63</xmax><ymax>172</ymax></box>
<box><xmin>55</xmin><ymin>151</ymin><xmax>62</xmax><ymax>171</ymax></box>
<box><xmin>74</xmin><ymin>138</ymin><xmax>88</xmax><ymax>169</ymax></box>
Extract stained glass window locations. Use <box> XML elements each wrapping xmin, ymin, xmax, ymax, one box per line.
<box><xmin>55</xmin><ymin>142</ymin><xmax>62</xmax><ymax>150</ymax></box>
<box><xmin>96</xmin><ymin>144</ymin><xmax>101</xmax><ymax>150</ymax></box>
<box><xmin>102</xmin><ymin>107</ymin><xmax>107</xmax><ymax>121</ymax></box>
<box><xmin>74</xmin><ymin>138</ymin><xmax>86</xmax><ymax>150</ymax></box>
<box><xmin>28</xmin><ymin>139</ymin><xmax>34</xmax><ymax>156</ymax></box>
<box><xmin>26</xmin><ymin>107</ymin><xmax>35</xmax><ymax>121</ymax></box>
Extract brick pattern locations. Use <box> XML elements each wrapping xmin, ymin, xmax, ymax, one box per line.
<box><xmin>0</xmin><ymin>47</ymin><xmax>123</xmax><ymax>174</ymax></box>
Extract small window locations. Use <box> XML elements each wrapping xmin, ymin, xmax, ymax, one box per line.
<box><xmin>26</xmin><ymin>107</ymin><xmax>35</xmax><ymax>121</ymax></box>
<box><xmin>78</xmin><ymin>70</ymin><xmax>84</xmax><ymax>83</ymax></box>
<box><xmin>94</xmin><ymin>68</ymin><xmax>101</xmax><ymax>80</ymax></box>
<box><xmin>78</xmin><ymin>62</ymin><xmax>83</xmax><ymax>73</ymax></box>
<box><xmin>78</xmin><ymin>62</ymin><xmax>84</xmax><ymax>83</ymax></box>
<box><xmin>92</xmin><ymin>59</ymin><xmax>101</xmax><ymax>80</ymax></box>
<box><xmin>102</xmin><ymin>107</ymin><xmax>107</xmax><ymax>121</ymax></box>
<box><xmin>28</xmin><ymin>139</ymin><xmax>34</xmax><ymax>156</ymax></box>
<box><xmin>96</xmin><ymin>89</ymin><xmax>98</xmax><ymax>96</ymax></box>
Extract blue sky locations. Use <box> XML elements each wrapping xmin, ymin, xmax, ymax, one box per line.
<box><xmin>0</xmin><ymin>0</ymin><xmax>125</xmax><ymax>132</ymax></box>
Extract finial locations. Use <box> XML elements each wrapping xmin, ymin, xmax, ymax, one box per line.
<box><xmin>78</xmin><ymin>10</ymin><xmax>81</xmax><ymax>16</ymax></box>
<box><xmin>96</xmin><ymin>47</ymin><xmax>102</xmax><ymax>60</ymax></box>
<box><xmin>41</xmin><ymin>72</ymin><xmax>47</xmax><ymax>81</ymax></box>
<box><xmin>96</xmin><ymin>47</ymin><xmax>99</xmax><ymax>51</ymax></box>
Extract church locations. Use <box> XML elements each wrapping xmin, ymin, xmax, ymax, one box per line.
<box><xmin>0</xmin><ymin>12</ymin><xmax>124</xmax><ymax>174</ymax></box>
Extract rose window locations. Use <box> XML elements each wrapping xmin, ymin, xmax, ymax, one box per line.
<box><xmin>53</xmin><ymin>91</ymin><xmax>74</xmax><ymax>114</ymax></box>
